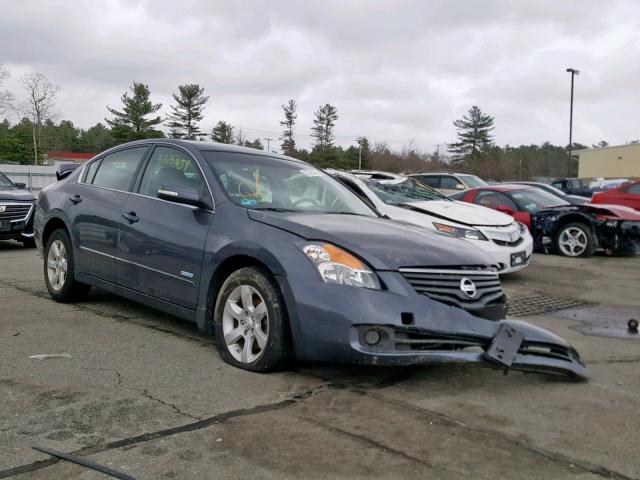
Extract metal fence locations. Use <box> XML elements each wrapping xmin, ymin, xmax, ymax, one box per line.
<box><xmin>0</xmin><ymin>164</ymin><xmax>59</xmax><ymax>192</ymax></box>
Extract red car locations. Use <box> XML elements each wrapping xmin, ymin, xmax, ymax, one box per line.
<box><xmin>451</xmin><ymin>184</ymin><xmax>640</xmax><ymax>257</ymax></box>
<box><xmin>591</xmin><ymin>181</ymin><xmax>640</xmax><ymax>211</ymax></box>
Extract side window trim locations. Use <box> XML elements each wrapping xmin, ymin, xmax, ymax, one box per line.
<box><xmin>82</xmin><ymin>157</ymin><xmax>103</xmax><ymax>183</ymax></box>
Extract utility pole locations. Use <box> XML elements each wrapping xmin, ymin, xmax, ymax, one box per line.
<box><xmin>566</xmin><ymin>68</ymin><xmax>580</xmax><ymax>176</ymax></box>
<box><xmin>263</xmin><ymin>138</ymin><xmax>274</xmax><ymax>152</ymax></box>
<box><xmin>434</xmin><ymin>144</ymin><xmax>442</xmax><ymax>163</ymax></box>
<box><xmin>358</xmin><ymin>144</ymin><xmax>362</xmax><ymax>170</ymax></box>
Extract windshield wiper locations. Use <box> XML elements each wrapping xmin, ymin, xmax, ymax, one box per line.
<box><xmin>249</xmin><ymin>207</ymin><xmax>297</xmax><ymax>212</ymax></box>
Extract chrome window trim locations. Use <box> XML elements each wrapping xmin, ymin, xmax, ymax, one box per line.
<box><xmin>399</xmin><ymin>268</ymin><xmax>498</xmax><ymax>276</ymax></box>
<box><xmin>0</xmin><ymin>202</ymin><xmax>35</xmax><ymax>223</ymax></box>
<box><xmin>74</xmin><ymin>183</ymin><xmax>214</xmax><ymax>213</ymax></box>
<box><xmin>79</xmin><ymin>246</ymin><xmax>195</xmax><ymax>286</ymax></box>
<box><xmin>77</xmin><ymin>144</ymin><xmax>215</xmax><ymax>212</ymax></box>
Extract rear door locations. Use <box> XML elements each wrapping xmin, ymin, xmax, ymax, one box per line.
<box><xmin>116</xmin><ymin>145</ymin><xmax>213</xmax><ymax>310</ymax></box>
<box><xmin>72</xmin><ymin>146</ymin><xmax>148</xmax><ymax>282</ymax></box>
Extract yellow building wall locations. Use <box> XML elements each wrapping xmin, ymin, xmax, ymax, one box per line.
<box><xmin>578</xmin><ymin>144</ymin><xmax>640</xmax><ymax>180</ymax></box>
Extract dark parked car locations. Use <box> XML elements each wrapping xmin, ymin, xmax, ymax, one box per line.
<box><xmin>0</xmin><ymin>171</ymin><xmax>36</xmax><ymax>247</ymax></box>
<box><xmin>34</xmin><ymin>139</ymin><xmax>585</xmax><ymax>377</ymax></box>
<box><xmin>508</xmin><ymin>181</ymin><xmax>589</xmax><ymax>205</ymax></box>
<box><xmin>551</xmin><ymin>178</ymin><xmax>593</xmax><ymax>198</ymax></box>
<box><xmin>452</xmin><ymin>184</ymin><xmax>640</xmax><ymax>257</ymax></box>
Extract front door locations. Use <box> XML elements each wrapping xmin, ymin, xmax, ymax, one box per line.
<box><xmin>72</xmin><ymin>146</ymin><xmax>148</xmax><ymax>282</ymax></box>
<box><xmin>116</xmin><ymin>146</ymin><xmax>213</xmax><ymax>310</ymax></box>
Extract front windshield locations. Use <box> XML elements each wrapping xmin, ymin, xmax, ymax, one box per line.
<box><xmin>205</xmin><ymin>152</ymin><xmax>375</xmax><ymax>216</ymax></box>
<box><xmin>459</xmin><ymin>174</ymin><xmax>488</xmax><ymax>188</ymax></box>
<box><xmin>364</xmin><ymin>177</ymin><xmax>449</xmax><ymax>204</ymax></box>
<box><xmin>510</xmin><ymin>188</ymin><xmax>569</xmax><ymax>213</ymax></box>
<box><xmin>0</xmin><ymin>172</ymin><xmax>15</xmax><ymax>190</ymax></box>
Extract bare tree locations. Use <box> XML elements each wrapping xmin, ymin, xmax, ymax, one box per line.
<box><xmin>20</xmin><ymin>72</ymin><xmax>61</xmax><ymax>165</ymax></box>
<box><xmin>0</xmin><ymin>65</ymin><xmax>14</xmax><ymax>115</ymax></box>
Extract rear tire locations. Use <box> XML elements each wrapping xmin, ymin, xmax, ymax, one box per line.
<box><xmin>44</xmin><ymin>228</ymin><xmax>91</xmax><ymax>302</ymax></box>
<box><xmin>213</xmin><ymin>267</ymin><xmax>292</xmax><ymax>372</ymax></box>
<box><xmin>554</xmin><ymin>222</ymin><xmax>595</xmax><ymax>258</ymax></box>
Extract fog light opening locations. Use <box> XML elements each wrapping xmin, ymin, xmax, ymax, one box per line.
<box><xmin>364</xmin><ymin>329</ymin><xmax>382</xmax><ymax>346</ymax></box>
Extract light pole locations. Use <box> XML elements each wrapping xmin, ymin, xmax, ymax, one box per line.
<box><xmin>566</xmin><ymin>68</ymin><xmax>580</xmax><ymax>175</ymax></box>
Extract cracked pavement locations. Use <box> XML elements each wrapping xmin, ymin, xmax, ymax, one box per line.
<box><xmin>1</xmin><ymin>240</ymin><xmax>639</xmax><ymax>479</ymax></box>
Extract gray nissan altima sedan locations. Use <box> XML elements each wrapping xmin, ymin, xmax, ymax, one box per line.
<box><xmin>34</xmin><ymin>139</ymin><xmax>586</xmax><ymax>377</ymax></box>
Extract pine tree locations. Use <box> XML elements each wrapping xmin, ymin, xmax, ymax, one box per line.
<box><xmin>280</xmin><ymin>99</ymin><xmax>297</xmax><ymax>156</ymax></box>
<box><xmin>211</xmin><ymin>121</ymin><xmax>234</xmax><ymax>144</ymax></box>
<box><xmin>166</xmin><ymin>84</ymin><xmax>208</xmax><ymax>140</ymax></box>
<box><xmin>106</xmin><ymin>82</ymin><xmax>163</xmax><ymax>143</ymax></box>
<box><xmin>311</xmin><ymin>103</ymin><xmax>338</xmax><ymax>150</ymax></box>
<box><xmin>448</xmin><ymin>105</ymin><xmax>494</xmax><ymax>171</ymax></box>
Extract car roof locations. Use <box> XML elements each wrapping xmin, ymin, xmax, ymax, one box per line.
<box><xmin>473</xmin><ymin>184</ymin><xmax>532</xmax><ymax>193</ymax></box>
<box><xmin>100</xmin><ymin>138</ymin><xmax>306</xmax><ymax>165</ymax></box>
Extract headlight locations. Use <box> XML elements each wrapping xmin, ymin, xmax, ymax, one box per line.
<box><xmin>302</xmin><ymin>243</ymin><xmax>381</xmax><ymax>289</ymax></box>
<box><xmin>433</xmin><ymin>222</ymin><xmax>487</xmax><ymax>241</ymax></box>
<box><xmin>518</xmin><ymin>222</ymin><xmax>526</xmax><ymax>235</ymax></box>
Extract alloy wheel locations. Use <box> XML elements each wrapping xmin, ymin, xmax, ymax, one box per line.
<box><xmin>47</xmin><ymin>240</ymin><xmax>68</xmax><ymax>292</ymax></box>
<box><xmin>222</xmin><ymin>285</ymin><xmax>269</xmax><ymax>363</ymax></box>
<box><xmin>558</xmin><ymin>227</ymin><xmax>588</xmax><ymax>257</ymax></box>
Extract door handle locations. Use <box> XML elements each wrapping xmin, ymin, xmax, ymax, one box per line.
<box><xmin>69</xmin><ymin>194</ymin><xmax>82</xmax><ymax>204</ymax></box>
<box><xmin>122</xmin><ymin>211</ymin><xmax>139</xmax><ymax>223</ymax></box>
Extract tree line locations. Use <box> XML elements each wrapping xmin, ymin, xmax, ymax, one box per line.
<box><xmin>1</xmin><ymin>65</ymin><xmax>632</xmax><ymax>180</ymax></box>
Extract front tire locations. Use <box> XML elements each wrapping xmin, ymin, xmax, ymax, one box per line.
<box><xmin>44</xmin><ymin>229</ymin><xmax>91</xmax><ymax>302</ymax></box>
<box><xmin>555</xmin><ymin>222</ymin><xmax>595</xmax><ymax>258</ymax></box>
<box><xmin>213</xmin><ymin>267</ymin><xmax>292</xmax><ymax>372</ymax></box>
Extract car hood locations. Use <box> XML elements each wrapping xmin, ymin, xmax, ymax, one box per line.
<box><xmin>248</xmin><ymin>210</ymin><xmax>496</xmax><ymax>271</ymax></box>
<box><xmin>0</xmin><ymin>188</ymin><xmax>35</xmax><ymax>202</ymax></box>
<box><xmin>397</xmin><ymin>200</ymin><xmax>513</xmax><ymax>227</ymax></box>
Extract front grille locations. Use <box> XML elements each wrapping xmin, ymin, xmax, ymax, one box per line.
<box><xmin>493</xmin><ymin>236</ymin><xmax>524</xmax><ymax>247</ymax></box>
<box><xmin>400</xmin><ymin>267</ymin><xmax>504</xmax><ymax>310</ymax></box>
<box><xmin>0</xmin><ymin>203</ymin><xmax>33</xmax><ymax>222</ymax></box>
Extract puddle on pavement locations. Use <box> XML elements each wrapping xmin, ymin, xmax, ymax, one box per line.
<box><xmin>552</xmin><ymin>306</ymin><xmax>640</xmax><ymax>340</ymax></box>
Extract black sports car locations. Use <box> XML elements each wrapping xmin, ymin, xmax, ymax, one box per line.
<box><xmin>0</xmin><ymin>171</ymin><xmax>36</xmax><ymax>247</ymax></box>
<box><xmin>453</xmin><ymin>184</ymin><xmax>640</xmax><ymax>258</ymax></box>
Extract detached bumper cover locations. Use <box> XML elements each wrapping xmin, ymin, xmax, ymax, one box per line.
<box><xmin>350</xmin><ymin>320</ymin><xmax>586</xmax><ymax>378</ymax></box>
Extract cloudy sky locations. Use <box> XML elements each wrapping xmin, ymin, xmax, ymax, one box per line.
<box><xmin>1</xmin><ymin>0</ymin><xmax>639</xmax><ymax>152</ymax></box>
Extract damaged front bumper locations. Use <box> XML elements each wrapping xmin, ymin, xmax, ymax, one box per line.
<box><xmin>350</xmin><ymin>320</ymin><xmax>586</xmax><ymax>378</ymax></box>
<box><xmin>285</xmin><ymin>270</ymin><xmax>587</xmax><ymax>380</ymax></box>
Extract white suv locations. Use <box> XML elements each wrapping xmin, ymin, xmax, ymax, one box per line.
<box><xmin>331</xmin><ymin>170</ymin><xmax>533</xmax><ymax>274</ymax></box>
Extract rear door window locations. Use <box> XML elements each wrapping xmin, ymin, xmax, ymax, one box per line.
<box><xmin>474</xmin><ymin>191</ymin><xmax>518</xmax><ymax>210</ymax></box>
<box><xmin>91</xmin><ymin>147</ymin><xmax>147</xmax><ymax>191</ymax></box>
<box><xmin>413</xmin><ymin>175</ymin><xmax>440</xmax><ymax>188</ymax></box>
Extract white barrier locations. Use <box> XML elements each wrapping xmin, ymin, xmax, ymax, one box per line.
<box><xmin>0</xmin><ymin>164</ymin><xmax>62</xmax><ymax>192</ymax></box>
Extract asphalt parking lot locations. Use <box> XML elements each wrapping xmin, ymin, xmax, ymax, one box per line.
<box><xmin>1</xmin><ymin>242</ymin><xmax>639</xmax><ymax>480</ymax></box>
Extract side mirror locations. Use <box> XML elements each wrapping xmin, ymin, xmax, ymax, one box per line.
<box><xmin>56</xmin><ymin>163</ymin><xmax>81</xmax><ymax>180</ymax></box>
<box><xmin>157</xmin><ymin>184</ymin><xmax>211</xmax><ymax>209</ymax></box>
<box><xmin>496</xmin><ymin>205</ymin><xmax>515</xmax><ymax>215</ymax></box>
<box><xmin>455</xmin><ymin>183</ymin><xmax>465</xmax><ymax>190</ymax></box>
<box><xmin>14</xmin><ymin>182</ymin><xmax>26</xmax><ymax>189</ymax></box>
